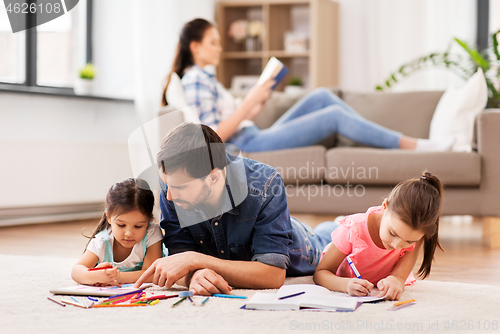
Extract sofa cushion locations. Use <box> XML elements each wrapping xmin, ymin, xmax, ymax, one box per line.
<box><xmin>243</xmin><ymin>146</ymin><xmax>326</xmax><ymax>184</ymax></box>
<box><xmin>341</xmin><ymin>91</ymin><xmax>444</xmax><ymax>139</ymax></box>
<box><xmin>325</xmin><ymin>147</ymin><xmax>481</xmax><ymax>186</ymax></box>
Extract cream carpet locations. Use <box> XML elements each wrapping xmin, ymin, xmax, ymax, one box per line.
<box><xmin>1</xmin><ymin>253</ymin><xmax>499</xmax><ymax>334</ymax></box>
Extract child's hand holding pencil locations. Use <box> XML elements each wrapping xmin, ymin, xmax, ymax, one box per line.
<box><xmin>346</xmin><ymin>278</ymin><xmax>373</xmax><ymax>296</ymax></box>
<box><xmin>89</xmin><ymin>262</ymin><xmax>121</xmax><ymax>287</ymax></box>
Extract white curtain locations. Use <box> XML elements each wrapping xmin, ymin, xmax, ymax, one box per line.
<box><xmin>337</xmin><ymin>0</ymin><xmax>477</xmax><ymax>92</ymax></box>
<box><xmin>491</xmin><ymin>0</ymin><xmax>500</xmax><ymax>33</ymax></box>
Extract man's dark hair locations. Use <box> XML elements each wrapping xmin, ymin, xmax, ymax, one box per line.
<box><xmin>157</xmin><ymin>123</ymin><xmax>227</xmax><ymax>178</ymax></box>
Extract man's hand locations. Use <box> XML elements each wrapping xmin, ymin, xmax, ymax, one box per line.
<box><xmin>189</xmin><ymin>269</ymin><xmax>232</xmax><ymax>296</ymax></box>
<box><xmin>134</xmin><ymin>251</ymin><xmax>201</xmax><ymax>288</ymax></box>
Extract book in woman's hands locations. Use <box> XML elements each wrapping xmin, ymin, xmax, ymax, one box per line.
<box><xmin>257</xmin><ymin>57</ymin><xmax>289</xmax><ymax>90</ymax></box>
<box><xmin>244</xmin><ymin>284</ymin><xmax>384</xmax><ymax>312</ymax></box>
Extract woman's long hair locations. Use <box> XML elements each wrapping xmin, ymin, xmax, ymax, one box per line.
<box><xmin>161</xmin><ymin>18</ymin><xmax>214</xmax><ymax>106</ymax></box>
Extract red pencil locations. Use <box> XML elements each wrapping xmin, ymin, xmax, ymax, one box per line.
<box><xmin>141</xmin><ymin>294</ymin><xmax>178</xmax><ymax>302</ymax></box>
<box><xmin>88</xmin><ymin>266</ymin><xmax>114</xmax><ymax>271</ymax></box>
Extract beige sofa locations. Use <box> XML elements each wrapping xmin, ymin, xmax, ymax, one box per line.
<box><xmin>241</xmin><ymin>89</ymin><xmax>500</xmax><ymax>248</ymax></box>
<box><xmin>160</xmin><ymin>89</ymin><xmax>500</xmax><ymax>248</ymax></box>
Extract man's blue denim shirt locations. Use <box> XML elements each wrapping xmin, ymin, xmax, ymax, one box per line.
<box><xmin>160</xmin><ymin>153</ymin><xmax>299</xmax><ymax>273</ymax></box>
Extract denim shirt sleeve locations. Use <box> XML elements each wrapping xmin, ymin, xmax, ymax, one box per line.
<box><xmin>159</xmin><ymin>188</ymin><xmax>198</xmax><ymax>254</ymax></box>
<box><xmin>250</xmin><ymin>171</ymin><xmax>293</xmax><ymax>269</ymax></box>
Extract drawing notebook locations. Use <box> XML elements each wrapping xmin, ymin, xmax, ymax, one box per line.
<box><xmin>49</xmin><ymin>283</ymin><xmax>153</xmax><ymax>297</ymax></box>
<box><xmin>244</xmin><ymin>284</ymin><xmax>384</xmax><ymax>312</ymax></box>
<box><xmin>256</xmin><ymin>57</ymin><xmax>289</xmax><ymax>90</ymax></box>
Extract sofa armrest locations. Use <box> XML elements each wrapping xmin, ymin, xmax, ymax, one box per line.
<box><xmin>476</xmin><ymin>109</ymin><xmax>500</xmax><ymax>216</ymax></box>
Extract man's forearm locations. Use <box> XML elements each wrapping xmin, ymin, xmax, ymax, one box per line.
<box><xmin>195</xmin><ymin>254</ymin><xmax>286</xmax><ymax>289</ymax></box>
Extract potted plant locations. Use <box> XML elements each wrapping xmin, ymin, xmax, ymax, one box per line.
<box><xmin>284</xmin><ymin>76</ymin><xmax>305</xmax><ymax>95</ymax></box>
<box><xmin>228</xmin><ymin>20</ymin><xmax>248</xmax><ymax>51</ymax></box>
<box><xmin>74</xmin><ymin>63</ymin><xmax>95</xmax><ymax>95</ymax></box>
<box><xmin>376</xmin><ymin>29</ymin><xmax>500</xmax><ymax>108</ymax></box>
<box><xmin>246</xmin><ymin>20</ymin><xmax>264</xmax><ymax>52</ymax></box>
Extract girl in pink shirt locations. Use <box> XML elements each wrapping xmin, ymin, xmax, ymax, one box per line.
<box><xmin>314</xmin><ymin>172</ymin><xmax>443</xmax><ymax>301</ymax></box>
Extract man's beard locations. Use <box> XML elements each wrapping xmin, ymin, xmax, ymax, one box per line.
<box><xmin>174</xmin><ymin>183</ymin><xmax>212</xmax><ymax>211</ymax></box>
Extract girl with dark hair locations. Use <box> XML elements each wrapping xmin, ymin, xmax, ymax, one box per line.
<box><xmin>162</xmin><ymin>18</ymin><xmax>454</xmax><ymax>153</ymax></box>
<box><xmin>314</xmin><ymin>171</ymin><xmax>444</xmax><ymax>301</ymax></box>
<box><xmin>72</xmin><ymin>178</ymin><xmax>163</xmax><ymax>286</ymax></box>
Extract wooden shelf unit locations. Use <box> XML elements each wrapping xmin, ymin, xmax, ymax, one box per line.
<box><xmin>216</xmin><ymin>0</ymin><xmax>338</xmax><ymax>91</ymax></box>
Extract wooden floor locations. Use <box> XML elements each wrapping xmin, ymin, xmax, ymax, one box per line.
<box><xmin>1</xmin><ymin>214</ymin><xmax>499</xmax><ymax>286</ymax></box>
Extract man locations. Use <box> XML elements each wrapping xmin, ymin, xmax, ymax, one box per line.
<box><xmin>135</xmin><ymin>123</ymin><xmax>338</xmax><ymax>294</ymax></box>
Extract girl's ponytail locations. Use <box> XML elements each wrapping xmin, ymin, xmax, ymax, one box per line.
<box><xmin>83</xmin><ymin>212</ymin><xmax>109</xmax><ymax>252</ymax></box>
<box><xmin>416</xmin><ymin>171</ymin><xmax>444</xmax><ymax>278</ymax></box>
<box><xmin>420</xmin><ymin>171</ymin><xmax>443</xmax><ymax>199</ymax></box>
<box><xmin>418</xmin><ymin>230</ymin><xmax>443</xmax><ymax>279</ymax></box>
<box><xmin>387</xmin><ymin>171</ymin><xmax>444</xmax><ymax>279</ymax></box>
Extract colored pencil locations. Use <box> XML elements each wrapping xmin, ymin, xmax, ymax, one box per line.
<box><xmin>136</xmin><ymin>294</ymin><xmax>178</xmax><ymax>302</ymax></box>
<box><xmin>201</xmin><ymin>297</ymin><xmax>209</xmax><ymax>305</ymax></box>
<box><xmin>212</xmin><ymin>294</ymin><xmax>247</xmax><ymax>299</ymax></box>
<box><xmin>104</xmin><ymin>289</ymin><xmax>144</xmax><ymax>301</ymax></box>
<box><xmin>394</xmin><ymin>299</ymin><xmax>415</xmax><ymax>306</ymax></box>
<box><xmin>93</xmin><ymin>303</ymin><xmax>148</xmax><ymax>308</ymax></box>
<box><xmin>61</xmin><ymin>298</ymin><xmax>88</xmax><ymax>308</ymax></box>
<box><xmin>279</xmin><ymin>291</ymin><xmax>305</xmax><ymax>300</ymax></box>
<box><xmin>88</xmin><ymin>266</ymin><xmax>114</xmax><ymax>271</ymax></box>
<box><xmin>171</xmin><ymin>297</ymin><xmax>187</xmax><ymax>308</ymax></box>
<box><xmin>47</xmin><ymin>296</ymin><xmax>66</xmax><ymax>307</ymax></box>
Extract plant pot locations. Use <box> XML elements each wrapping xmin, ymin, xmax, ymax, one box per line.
<box><xmin>284</xmin><ymin>85</ymin><xmax>305</xmax><ymax>96</ymax></box>
<box><xmin>74</xmin><ymin>78</ymin><xmax>94</xmax><ymax>95</ymax></box>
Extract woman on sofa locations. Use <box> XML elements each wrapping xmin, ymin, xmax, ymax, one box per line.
<box><xmin>161</xmin><ymin>18</ymin><xmax>454</xmax><ymax>153</ymax></box>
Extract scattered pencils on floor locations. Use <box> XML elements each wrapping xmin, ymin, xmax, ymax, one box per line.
<box><xmin>48</xmin><ymin>292</ymin><xmax>231</xmax><ymax>308</ymax></box>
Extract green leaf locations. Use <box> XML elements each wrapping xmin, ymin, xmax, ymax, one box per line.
<box><xmin>492</xmin><ymin>29</ymin><xmax>500</xmax><ymax>63</ymax></box>
<box><xmin>375</xmin><ymin>85</ymin><xmax>384</xmax><ymax>91</ymax></box>
<box><xmin>454</xmin><ymin>38</ymin><xmax>489</xmax><ymax>70</ymax></box>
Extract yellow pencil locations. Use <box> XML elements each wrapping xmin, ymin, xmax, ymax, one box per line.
<box><xmin>394</xmin><ymin>299</ymin><xmax>415</xmax><ymax>306</ymax></box>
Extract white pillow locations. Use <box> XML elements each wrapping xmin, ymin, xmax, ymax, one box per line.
<box><xmin>429</xmin><ymin>68</ymin><xmax>488</xmax><ymax>152</ymax></box>
<box><xmin>165</xmin><ymin>72</ymin><xmax>199</xmax><ymax>124</ymax></box>
<box><xmin>166</xmin><ymin>72</ymin><xmax>189</xmax><ymax>109</ymax></box>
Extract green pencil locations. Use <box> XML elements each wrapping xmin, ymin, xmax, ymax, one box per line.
<box><xmin>171</xmin><ymin>297</ymin><xmax>187</xmax><ymax>308</ymax></box>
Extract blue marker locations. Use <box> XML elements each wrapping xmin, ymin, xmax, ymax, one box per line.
<box><xmin>346</xmin><ymin>255</ymin><xmax>363</xmax><ymax>279</ymax></box>
<box><xmin>88</xmin><ymin>296</ymin><xmax>98</xmax><ymax>302</ymax></box>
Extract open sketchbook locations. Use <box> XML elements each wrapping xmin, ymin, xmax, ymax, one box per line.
<box><xmin>256</xmin><ymin>57</ymin><xmax>289</xmax><ymax>90</ymax></box>
<box><xmin>49</xmin><ymin>283</ymin><xmax>153</xmax><ymax>297</ymax></box>
<box><xmin>244</xmin><ymin>284</ymin><xmax>384</xmax><ymax>312</ymax></box>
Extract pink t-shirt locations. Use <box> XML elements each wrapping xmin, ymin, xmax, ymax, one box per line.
<box><xmin>322</xmin><ymin>206</ymin><xmax>416</xmax><ymax>286</ymax></box>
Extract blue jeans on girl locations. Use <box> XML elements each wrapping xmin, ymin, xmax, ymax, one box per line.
<box><xmin>228</xmin><ymin>88</ymin><xmax>402</xmax><ymax>152</ymax></box>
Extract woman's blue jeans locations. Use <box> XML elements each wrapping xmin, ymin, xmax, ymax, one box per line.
<box><xmin>228</xmin><ymin>87</ymin><xmax>402</xmax><ymax>152</ymax></box>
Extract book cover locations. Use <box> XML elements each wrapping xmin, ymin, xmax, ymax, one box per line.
<box><xmin>257</xmin><ymin>57</ymin><xmax>289</xmax><ymax>90</ymax></box>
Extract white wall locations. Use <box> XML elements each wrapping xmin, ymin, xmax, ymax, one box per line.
<box><xmin>0</xmin><ymin>0</ymin><xmax>216</xmax><ymax>212</ymax></box>
<box><xmin>0</xmin><ymin>93</ymin><xmax>138</xmax><ymax>208</ymax></box>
